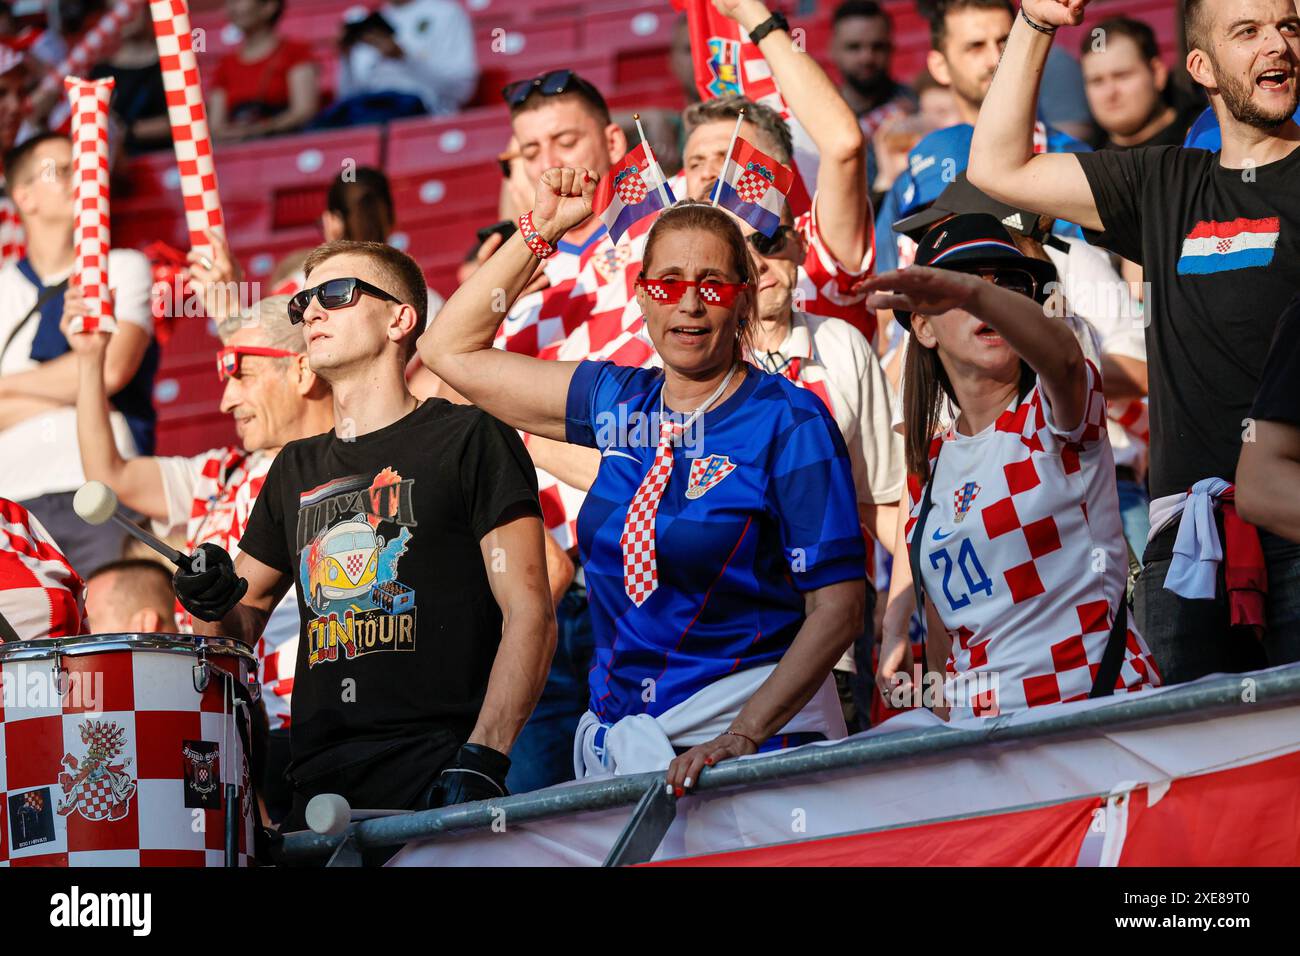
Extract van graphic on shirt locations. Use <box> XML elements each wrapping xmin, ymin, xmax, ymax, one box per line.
<box><xmin>297</xmin><ymin>467</ymin><xmax>418</xmax><ymax>668</ymax></box>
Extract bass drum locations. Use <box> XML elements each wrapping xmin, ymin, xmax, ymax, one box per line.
<box><xmin>0</xmin><ymin>633</ymin><xmax>259</xmax><ymax>866</ymax></box>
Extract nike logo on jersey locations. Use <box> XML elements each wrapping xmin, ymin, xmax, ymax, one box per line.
<box><xmin>601</xmin><ymin>447</ymin><xmax>638</xmax><ymax>461</ymax></box>
<box><xmin>932</xmin><ymin>527</ymin><xmax>955</xmax><ymax>541</ymax></box>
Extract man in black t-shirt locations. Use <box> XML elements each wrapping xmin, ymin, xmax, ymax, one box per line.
<box><xmin>967</xmin><ymin>0</ymin><xmax>1300</xmax><ymax>683</ymax></box>
<box><xmin>181</xmin><ymin>240</ymin><xmax>556</xmax><ymax>832</ymax></box>
<box><xmin>1238</xmin><ymin>293</ymin><xmax>1300</xmax><ymax>544</ymax></box>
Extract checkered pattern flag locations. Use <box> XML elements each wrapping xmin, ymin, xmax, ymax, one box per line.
<box><xmin>64</xmin><ymin>76</ymin><xmax>116</xmax><ymax>335</ymax></box>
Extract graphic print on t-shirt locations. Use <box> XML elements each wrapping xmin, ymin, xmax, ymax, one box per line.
<box><xmin>295</xmin><ymin>466</ymin><xmax>418</xmax><ymax>668</ymax></box>
<box><xmin>1176</xmin><ymin>216</ymin><xmax>1280</xmax><ymax>275</ymax></box>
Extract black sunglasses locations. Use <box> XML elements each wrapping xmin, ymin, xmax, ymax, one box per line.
<box><xmin>502</xmin><ymin>69</ymin><xmax>604</xmax><ymax>109</ymax></box>
<box><xmin>288</xmin><ymin>277</ymin><xmax>402</xmax><ymax>325</ymax></box>
<box><xmin>746</xmin><ymin>224</ymin><xmax>798</xmax><ymax>257</ymax></box>
<box><xmin>962</xmin><ymin>266</ymin><xmax>1040</xmax><ymax>301</ymax></box>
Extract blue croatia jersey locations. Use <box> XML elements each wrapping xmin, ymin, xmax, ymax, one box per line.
<box><xmin>1183</xmin><ymin>105</ymin><xmax>1300</xmax><ymax>151</ymax></box>
<box><xmin>566</xmin><ymin>361</ymin><xmax>866</xmax><ymax>724</ymax></box>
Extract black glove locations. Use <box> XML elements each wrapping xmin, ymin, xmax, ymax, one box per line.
<box><xmin>425</xmin><ymin>743</ymin><xmax>511</xmax><ymax>809</ymax></box>
<box><xmin>173</xmin><ymin>542</ymin><xmax>248</xmax><ymax>623</ymax></box>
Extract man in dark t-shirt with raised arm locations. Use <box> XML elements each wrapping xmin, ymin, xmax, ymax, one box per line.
<box><xmin>179</xmin><ymin>240</ymin><xmax>556</xmax><ymax>832</ymax></box>
<box><xmin>965</xmin><ymin>0</ymin><xmax>1300</xmax><ymax>683</ymax></box>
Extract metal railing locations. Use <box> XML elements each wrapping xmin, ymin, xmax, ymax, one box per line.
<box><xmin>277</xmin><ymin>663</ymin><xmax>1300</xmax><ymax>865</ymax></box>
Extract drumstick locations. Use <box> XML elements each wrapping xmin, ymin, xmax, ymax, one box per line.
<box><xmin>305</xmin><ymin>793</ymin><xmax>409</xmax><ymax>836</ymax></box>
<box><xmin>73</xmin><ymin>481</ymin><xmax>186</xmax><ymax>566</ymax></box>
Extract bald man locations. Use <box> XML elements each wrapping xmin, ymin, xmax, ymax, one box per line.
<box><xmin>84</xmin><ymin>558</ymin><xmax>178</xmax><ymax>634</ymax></box>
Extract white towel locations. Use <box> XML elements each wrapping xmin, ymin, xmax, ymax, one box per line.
<box><xmin>1163</xmin><ymin>477</ymin><xmax>1232</xmax><ymax>600</ymax></box>
<box><xmin>574</xmin><ymin>664</ymin><xmax>847</xmax><ymax>777</ymax></box>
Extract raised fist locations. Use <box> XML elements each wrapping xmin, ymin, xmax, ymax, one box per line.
<box><xmin>530</xmin><ymin>167</ymin><xmax>598</xmax><ymax>242</ymax></box>
<box><xmin>1021</xmin><ymin>0</ymin><xmax>1089</xmax><ymax>28</ymax></box>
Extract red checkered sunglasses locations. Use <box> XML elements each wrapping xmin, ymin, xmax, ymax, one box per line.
<box><xmin>635</xmin><ymin>277</ymin><xmax>747</xmax><ymax>308</ymax></box>
<box><xmin>216</xmin><ymin>346</ymin><xmax>298</xmax><ymax>382</ymax></box>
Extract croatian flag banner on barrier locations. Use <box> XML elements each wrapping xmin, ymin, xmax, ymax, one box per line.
<box><xmin>1176</xmin><ymin>217</ymin><xmax>1280</xmax><ymax>275</ymax></box>
<box><xmin>592</xmin><ymin>144</ymin><xmax>675</xmax><ymax>245</ymax></box>
<box><xmin>713</xmin><ymin>137</ymin><xmax>794</xmax><ymax>237</ymax></box>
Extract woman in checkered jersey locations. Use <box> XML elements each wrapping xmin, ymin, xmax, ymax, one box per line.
<box><xmin>421</xmin><ymin>167</ymin><xmax>868</xmax><ymax>797</ymax></box>
<box><xmin>865</xmin><ymin>213</ymin><xmax>1161</xmax><ymax>720</ymax></box>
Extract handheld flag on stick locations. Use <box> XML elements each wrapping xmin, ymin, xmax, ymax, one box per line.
<box><xmin>592</xmin><ymin>125</ymin><xmax>676</xmax><ymax>245</ymax></box>
<box><xmin>713</xmin><ymin>136</ymin><xmax>795</xmax><ymax>237</ymax></box>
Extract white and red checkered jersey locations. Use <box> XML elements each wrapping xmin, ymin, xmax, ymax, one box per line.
<box><xmin>0</xmin><ymin>196</ymin><xmax>25</xmax><ymax>270</ymax></box>
<box><xmin>0</xmin><ymin>498</ymin><xmax>84</xmax><ymax>642</ymax></box>
<box><xmin>795</xmin><ymin>192</ymin><xmax>877</xmax><ymax>344</ymax></box>
<box><xmin>905</xmin><ymin>363</ymin><xmax>1160</xmax><ymax>718</ymax></box>
<box><xmin>155</xmin><ymin>447</ymin><xmax>296</xmax><ymax>728</ymax></box>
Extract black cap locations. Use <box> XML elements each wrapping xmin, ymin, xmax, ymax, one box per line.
<box><xmin>893</xmin><ymin>172</ymin><xmax>1051</xmax><ymax>244</ymax></box>
<box><xmin>893</xmin><ymin>213</ymin><xmax>1059</xmax><ymax>330</ymax></box>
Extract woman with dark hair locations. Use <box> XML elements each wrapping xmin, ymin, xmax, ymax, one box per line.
<box><xmin>421</xmin><ymin>168</ymin><xmax>866</xmax><ymax>794</ymax></box>
<box><xmin>209</xmin><ymin>0</ymin><xmax>319</xmax><ymax>143</ymax></box>
<box><xmin>866</xmin><ymin>214</ymin><xmax>1160</xmax><ymax>720</ymax></box>
<box><xmin>322</xmin><ymin>167</ymin><xmax>394</xmax><ymax>244</ymax></box>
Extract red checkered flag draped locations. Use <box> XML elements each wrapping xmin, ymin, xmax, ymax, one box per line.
<box><xmin>64</xmin><ymin>76</ymin><xmax>116</xmax><ymax>334</ymax></box>
<box><xmin>621</xmin><ymin>420</ymin><xmax>684</xmax><ymax>607</ymax></box>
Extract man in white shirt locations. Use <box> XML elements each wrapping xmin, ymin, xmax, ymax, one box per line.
<box><xmin>0</xmin><ymin>132</ymin><xmax>155</xmax><ymax>575</ymax></box>
<box><xmin>338</xmin><ymin>0</ymin><xmax>479</xmax><ymax>116</ymax></box>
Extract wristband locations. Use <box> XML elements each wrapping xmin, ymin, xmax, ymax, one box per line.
<box><xmin>1020</xmin><ymin>6</ymin><xmax>1057</xmax><ymax>36</ymax></box>
<box><xmin>724</xmin><ymin>730</ymin><xmax>759</xmax><ymax>750</ymax></box>
<box><xmin>748</xmin><ymin>11</ymin><xmax>789</xmax><ymax>45</ymax></box>
<box><xmin>519</xmin><ymin>210</ymin><xmax>557</xmax><ymax>260</ymax></box>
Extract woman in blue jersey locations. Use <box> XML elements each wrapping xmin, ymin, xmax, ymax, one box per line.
<box><xmin>420</xmin><ymin>167</ymin><xmax>866</xmax><ymax>794</ymax></box>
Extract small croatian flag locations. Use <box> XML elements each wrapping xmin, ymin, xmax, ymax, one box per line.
<box><xmin>713</xmin><ymin>137</ymin><xmax>795</xmax><ymax>237</ymax></box>
<box><xmin>592</xmin><ymin>144</ymin><xmax>675</xmax><ymax>244</ymax></box>
<box><xmin>1176</xmin><ymin>217</ymin><xmax>1280</xmax><ymax>275</ymax></box>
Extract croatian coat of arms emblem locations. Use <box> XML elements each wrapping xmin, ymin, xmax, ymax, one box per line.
<box><xmin>57</xmin><ymin>719</ymin><xmax>136</xmax><ymax>822</ymax></box>
<box><xmin>735</xmin><ymin>161</ymin><xmax>776</xmax><ymax>205</ymax></box>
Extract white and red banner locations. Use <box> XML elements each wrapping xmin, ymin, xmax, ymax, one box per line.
<box><xmin>391</xmin><ymin>668</ymin><xmax>1300</xmax><ymax>866</ymax></box>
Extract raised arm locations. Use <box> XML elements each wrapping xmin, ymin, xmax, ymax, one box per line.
<box><xmin>864</xmin><ymin>265</ymin><xmax>1087</xmax><ymax>429</ymax></box>
<box><xmin>419</xmin><ymin>168</ymin><xmax>597</xmax><ymax>441</ymax></box>
<box><xmin>65</xmin><ymin>324</ymin><xmax>167</xmax><ymax>521</ymax></box>
<box><xmin>717</xmin><ymin>0</ymin><xmax>869</xmax><ymax>267</ymax></box>
<box><xmin>967</xmin><ymin>0</ymin><xmax>1102</xmax><ymax>232</ymax></box>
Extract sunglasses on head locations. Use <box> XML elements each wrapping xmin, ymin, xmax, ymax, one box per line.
<box><xmin>288</xmin><ymin>277</ymin><xmax>402</xmax><ymax>325</ymax></box>
<box><xmin>963</xmin><ymin>266</ymin><xmax>1040</xmax><ymax>301</ymax></box>
<box><xmin>216</xmin><ymin>346</ymin><xmax>297</xmax><ymax>382</ymax></box>
<box><xmin>636</xmin><ymin>277</ymin><xmax>747</xmax><ymax>308</ymax></box>
<box><xmin>502</xmin><ymin>69</ymin><xmax>603</xmax><ymax>108</ymax></box>
<box><xmin>746</xmin><ymin>224</ymin><xmax>797</xmax><ymax>257</ymax></box>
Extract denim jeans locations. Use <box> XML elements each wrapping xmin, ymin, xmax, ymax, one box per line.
<box><xmin>1116</xmin><ymin>478</ymin><xmax>1151</xmax><ymax>566</ymax></box>
<box><xmin>1134</xmin><ymin>519</ymin><xmax>1300</xmax><ymax>685</ymax></box>
<box><xmin>505</xmin><ymin>588</ymin><xmax>595</xmax><ymax>794</ymax></box>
